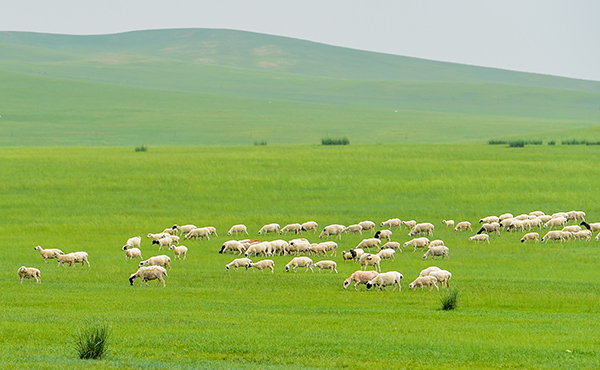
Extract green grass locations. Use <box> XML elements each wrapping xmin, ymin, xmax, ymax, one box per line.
<box><xmin>1</xmin><ymin>144</ymin><xmax>600</xmax><ymax>369</ymax></box>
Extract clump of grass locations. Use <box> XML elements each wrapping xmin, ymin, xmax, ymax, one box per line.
<box><xmin>585</xmin><ymin>141</ymin><xmax>600</xmax><ymax>146</ymax></box>
<box><xmin>547</xmin><ymin>140</ymin><xmax>556</xmax><ymax>146</ymax></box>
<box><xmin>561</xmin><ymin>139</ymin><xmax>587</xmax><ymax>145</ymax></box>
<box><xmin>322</xmin><ymin>136</ymin><xmax>350</xmax><ymax>146</ymax></box>
<box><xmin>488</xmin><ymin>139</ymin><xmax>507</xmax><ymax>145</ymax></box>
<box><xmin>508</xmin><ymin>140</ymin><xmax>525</xmax><ymax>148</ymax></box>
<box><xmin>134</xmin><ymin>145</ymin><xmax>148</xmax><ymax>152</ymax></box>
<box><xmin>439</xmin><ymin>288</ymin><xmax>460</xmax><ymax>311</ymax></box>
<box><xmin>74</xmin><ymin>322</ymin><xmax>110</xmax><ymax>360</ymax></box>
<box><xmin>254</xmin><ymin>140</ymin><xmax>267</xmax><ymax>146</ymax></box>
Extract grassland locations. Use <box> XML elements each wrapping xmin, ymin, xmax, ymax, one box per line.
<box><xmin>1</xmin><ymin>144</ymin><xmax>600</xmax><ymax>369</ymax></box>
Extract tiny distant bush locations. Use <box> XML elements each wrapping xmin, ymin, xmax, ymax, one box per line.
<box><xmin>322</xmin><ymin>136</ymin><xmax>350</xmax><ymax>146</ymax></box>
<box><xmin>508</xmin><ymin>140</ymin><xmax>525</xmax><ymax>148</ymax></box>
<box><xmin>254</xmin><ymin>140</ymin><xmax>267</xmax><ymax>146</ymax></box>
<box><xmin>561</xmin><ymin>139</ymin><xmax>587</xmax><ymax>145</ymax></box>
<box><xmin>487</xmin><ymin>139</ymin><xmax>507</xmax><ymax>145</ymax></box>
<box><xmin>75</xmin><ymin>322</ymin><xmax>110</xmax><ymax>360</ymax></box>
<box><xmin>525</xmin><ymin>140</ymin><xmax>543</xmax><ymax>145</ymax></box>
<box><xmin>547</xmin><ymin>140</ymin><xmax>556</xmax><ymax>146</ymax></box>
<box><xmin>585</xmin><ymin>141</ymin><xmax>600</xmax><ymax>146</ymax></box>
<box><xmin>440</xmin><ymin>288</ymin><xmax>460</xmax><ymax>311</ymax></box>
<box><xmin>135</xmin><ymin>145</ymin><xmax>148</xmax><ymax>152</ymax></box>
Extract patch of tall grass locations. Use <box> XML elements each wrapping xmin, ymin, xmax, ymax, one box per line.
<box><xmin>74</xmin><ymin>322</ymin><xmax>110</xmax><ymax>360</ymax></box>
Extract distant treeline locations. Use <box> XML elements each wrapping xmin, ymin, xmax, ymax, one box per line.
<box><xmin>488</xmin><ymin>139</ymin><xmax>600</xmax><ymax>147</ymax></box>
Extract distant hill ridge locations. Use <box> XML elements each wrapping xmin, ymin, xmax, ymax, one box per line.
<box><xmin>1</xmin><ymin>28</ymin><xmax>599</xmax><ymax>92</ymax></box>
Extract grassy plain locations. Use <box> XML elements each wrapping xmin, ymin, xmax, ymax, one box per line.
<box><xmin>1</xmin><ymin>144</ymin><xmax>600</xmax><ymax>369</ymax></box>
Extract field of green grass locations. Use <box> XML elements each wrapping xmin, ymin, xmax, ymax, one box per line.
<box><xmin>2</xmin><ymin>144</ymin><xmax>600</xmax><ymax>369</ymax></box>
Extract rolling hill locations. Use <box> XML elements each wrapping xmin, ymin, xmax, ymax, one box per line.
<box><xmin>1</xmin><ymin>28</ymin><xmax>599</xmax><ymax>146</ymax></box>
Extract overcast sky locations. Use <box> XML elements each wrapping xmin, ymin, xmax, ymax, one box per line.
<box><xmin>3</xmin><ymin>0</ymin><xmax>599</xmax><ymax>81</ymax></box>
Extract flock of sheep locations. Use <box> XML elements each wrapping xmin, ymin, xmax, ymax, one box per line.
<box><xmin>19</xmin><ymin>210</ymin><xmax>595</xmax><ymax>290</ymax></box>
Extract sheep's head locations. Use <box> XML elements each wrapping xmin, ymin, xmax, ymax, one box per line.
<box><xmin>285</xmin><ymin>265</ymin><xmax>290</xmax><ymax>272</ymax></box>
<box><xmin>128</xmin><ymin>274</ymin><xmax>136</xmax><ymax>286</ymax></box>
<box><xmin>18</xmin><ymin>266</ymin><xmax>27</xmax><ymax>274</ymax></box>
<box><xmin>152</xmin><ymin>240</ymin><xmax>159</xmax><ymax>245</ymax></box>
<box><xmin>122</xmin><ymin>246</ymin><xmax>128</xmax><ymax>251</ymax></box>
<box><xmin>365</xmin><ymin>282</ymin><xmax>373</xmax><ymax>290</ymax></box>
<box><xmin>168</xmin><ymin>245</ymin><xmax>174</xmax><ymax>250</ymax></box>
<box><xmin>139</xmin><ymin>261</ymin><xmax>148</xmax><ymax>268</ymax></box>
<box><xmin>34</xmin><ymin>246</ymin><xmax>41</xmax><ymax>251</ymax></box>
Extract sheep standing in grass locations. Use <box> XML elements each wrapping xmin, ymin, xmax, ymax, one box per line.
<box><xmin>342</xmin><ymin>251</ymin><xmax>353</xmax><ymax>262</ymax></box>
<box><xmin>152</xmin><ymin>236</ymin><xmax>174</xmax><ymax>250</ymax></box>
<box><xmin>219</xmin><ymin>240</ymin><xmax>246</xmax><ymax>255</ymax></box>
<box><xmin>139</xmin><ymin>255</ymin><xmax>171</xmax><ymax>270</ymax></box>
<box><xmin>185</xmin><ymin>228</ymin><xmax>211</xmax><ymax>240</ymax></box>
<box><xmin>280</xmin><ymin>223</ymin><xmax>302</xmax><ymax>235</ymax></box>
<box><xmin>477</xmin><ymin>222</ymin><xmax>501</xmax><ymax>236</ymax></box>
<box><xmin>377</xmin><ymin>248</ymin><xmax>396</xmax><ymax>262</ymax></box>
<box><xmin>356</xmin><ymin>238</ymin><xmax>381</xmax><ymax>252</ymax></box>
<box><xmin>374</xmin><ymin>229</ymin><xmax>392</xmax><ymax>241</ymax></box>
<box><xmin>249</xmin><ymin>259</ymin><xmax>275</xmax><ymax>273</ymax></box>
<box><xmin>18</xmin><ymin>266</ymin><xmax>41</xmax><ymax>283</ymax></box>
<box><xmin>226</xmin><ymin>257</ymin><xmax>253</xmax><ymax>271</ymax></box>
<box><xmin>469</xmin><ymin>234</ymin><xmax>490</xmax><ymax>244</ymax></box>
<box><xmin>571</xmin><ymin>230</ymin><xmax>592</xmax><ymax>241</ymax></box>
<box><xmin>285</xmin><ymin>257</ymin><xmax>314</xmax><ymax>272</ymax></box>
<box><xmin>380</xmin><ymin>242</ymin><xmax>402</xmax><ymax>252</ymax></box>
<box><xmin>544</xmin><ymin>217</ymin><xmax>566</xmax><ymax>230</ymax></box>
<box><xmin>359</xmin><ymin>221</ymin><xmax>376</xmax><ymax>234</ymax></box>
<box><xmin>312</xmin><ymin>260</ymin><xmax>338</xmax><ymax>273</ymax></box>
<box><xmin>420</xmin><ymin>266</ymin><xmax>442</xmax><ymax>277</ymax></box>
<box><xmin>408</xmin><ymin>223</ymin><xmax>435</xmax><ymax>237</ymax></box>
<box><xmin>343</xmin><ymin>270</ymin><xmax>379</xmax><ymax>291</ymax></box>
<box><xmin>258</xmin><ymin>223</ymin><xmax>280</xmax><ymax>235</ymax></box>
<box><xmin>581</xmin><ymin>221</ymin><xmax>600</xmax><ymax>232</ymax></box>
<box><xmin>129</xmin><ymin>266</ymin><xmax>168</xmax><ymax>287</ymax></box>
<box><xmin>124</xmin><ymin>236</ymin><xmax>142</xmax><ymax>249</ymax></box>
<box><xmin>344</xmin><ymin>224</ymin><xmax>363</xmax><ymax>235</ymax></box>
<box><xmin>403</xmin><ymin>237</ymin><xmax>430</xmax><ymax>252</ymax></box>
<box><xmin>562</xmin><ymin>225</ymin><xmax>582</xmax><ymax>233</ymax></box>
<box><xmin>479</xmin><ymin>216</ymin><xmax>500</xmax><ymax>224</ymax></box>
<box><xmin>360</xmin><ymin>254</ymin><xmax>381</xmax><ymax>272</ymax></box>
<box><xmin>228</xmin><ymin>224</ymin><xmax>249</xmax><ymax>236</ymax></box>
<box><xmin>454</xmin><ymin>221</ymin><xmax>473</xmax><ymax>232</ymax></box>
<box><xmin>402</xmin><ymin>220</ymin><xmax>417</xmax><ymax>229</ymax></box>
<box><xmin>541</xmin><ymin>230</ymin><xmax>566</xmax><ymax>243</ymax></box>
<box><xmin>173</xmin><ymin>224</ymin><xmax>197</xmax><ymax>235</ymax></box>
<box><xmin>366</xmin><ymin>271</ymin><xmax>403</xmax><ymax>291</ymax></box>
<box><xmin>349</xmin><ymin>248</ymin><xmax>365</xmax><ymax>262</ymax></box>
<box><xmin>34</xmin><ymin>245</ymin><xmax>64</xmax><ymax>263</ymax></box>
<box><xmin>319</xmin><ymin>224</ymin><xmax>345</xmax><ymax>240</ymax></box>
<box><xmin>169</xmin><ymin>245</ymin><xmax>188</xmax><ymax>260</ymax></box>
<box><xmin>301</xmin><ymin>221</ymin><xmax>319</xmax><ymax>234</ymax></box>
<box><xmin>380</xmin><ymin>218</ymin><xmax>402</xmax><ymax>229</ymax></box>
<box><xmin>122</xmin><ymin>246</ymin><xmax>142</xmax><ymax>260</ymax></box>
<box><xmin>409</xmin><ymin>276</ymin><xmax>439</xmax><ymax>291</ymax></box>
<box><xmin>442</xmin><ymin>219</ymin><xmax>455</xmax><ymax>228</ymax></box>
<box><xmin>429</xmin><ymin>270</ymin><xmax>452</xmax><ymax>287</ymax></box>
<box><xmin>57</xmin><ymin>252</ymin><xmax>90</xmax><ymax>267</ymax></box>
<box><xmin>319</xmin><ymin>241</ymin><xmax>338</xmax><ymax>257</ymax></box>
<box><xmin>520</xmin><ymin>232</ymin><xmax>539</xmax><ymax>243</ymax></box>
<box><xmin>422</xmin><ymin>246</ymin><xmax>449</xmax><ymax>260</ymax></box>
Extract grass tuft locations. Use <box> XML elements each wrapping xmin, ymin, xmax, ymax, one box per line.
<box><xmin>254</xmin><ymin>140</ymin><xmax>267</xmax><ymax>146</ymax></box>
<box><xmin>439</xmin><ymin>288</ymin><xmax>460</xmax><ymax>311</ymax></box>
<box><xmin>74</xmin><ymin>322</ymin><xmax>110</xmax><ymax>360</ymax></box>
<box><xmin>135</xmin><ymin>145</ymin><xmax>148</xmax><ymax>152</ymax></box>
<box><xmin>322</xmin><ymin>136</ymin><xmax>350</xmax><ymax>146</ymax></box>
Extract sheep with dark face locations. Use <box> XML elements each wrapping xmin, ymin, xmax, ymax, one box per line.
<box><xmin>122</xmin><ymin>246</ymin><xmax>142</xmax><ymax>260</ymax></box>
<box><xmin>374</xmin><ymin>229</ymin><xmax>392</xmax><ymax>241</ymax></box>
<box><xmin>219</xmin><ymin>240</ymin><xmax>246</xmax><ymax>255</ymax></box>
<box><xmin>152</xmin><ymin>236</ymin><xmax>174</xmax><ymax>250</ymax></box>
<box><xmin>300</xmin><ymin>221</ymin><xmax>318</xmax><ymax>234</ymax></box>
<box><xmin>34</xmin><ymin>245</ymin><xmax>64</xmax><ymax>263</ymax></box>
<box><xmin>129</xmin><ymin>266</ymin><xmax>168</xmax><ymax>287</ymax></box>
<box><xmin>124</xmin><ymin>236</ymin><xmax>142</xmax><ymax>248</ymax></box>
<box><xmin>476</xmin><ymin>222</ymin><xmax>501</xmax><ymax>236</ymax></box>
<box><xmin>366</xmin><ymin>271</ymin><xmax>403</xmax><ymax>291</ymax></box>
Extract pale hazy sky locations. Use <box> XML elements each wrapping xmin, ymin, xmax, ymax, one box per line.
<box><xmin>3</xmin><ymin>0</ymin><xmax>599</xmax><ymax>81</ymax></box>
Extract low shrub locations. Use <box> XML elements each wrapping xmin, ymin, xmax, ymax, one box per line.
<box><xmin>322</xmin><ymin>136</ymin><xmax>350</xmax><ymax>146</ymax></box>
<box><xmin>134</xmin><ymin>145</ymin><xmax>148</xmax><ymax>152</ymax></box>
<box><xmin>439</xmin><ymin>288</ymin><xmax>460</xmax><ymax>311</ymax></box>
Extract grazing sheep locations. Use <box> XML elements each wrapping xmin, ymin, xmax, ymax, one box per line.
<box><xmin>129</xmin><ymin>266</ymin><xmax>168</xmax><ymax>287</ymax></box>
<box><xmin>408</xmin><ymin>223</ymin><xmax>435</xmax><ymax>237</ymax></box>
<box><xmin>429</xmin><ymin>239</ymin><xmax>445</xmax><ymax>247</ymax></box>
<box><xmin>419</xmin><ymin>266</ymin><xmax>442</xmax><ymax>277</ymax></box>
<box><xmin>18</xmin><ymin>266</ymin><xmax>41</xmax><ymax>283</ymax></box>
<box><xmin>507</xmin><ymin>219</ymin><xmax>528</xmax><ymax>232</ymax></box>
<box><xmin>162</xmin><ymin>227</ymin><xmax>178</xmax><ymax>236</ymax></box>
<box><xmin>258</xmin><ymin>223</ymin><xmax>280</xmax><ymax>235</ymax></box>
<box><xmin>359</xmin><ymin>253</ymin><xmax>381</xmax><ymax>272</ymax></box>
<box><xmin>359</xmin><ymin>221</ymin><xmax>376</xmax><ymax>233</ymax></box>
<box><xmin>529</xmin><ymin>211</ymin><xmax>545</xmax><ymax>217</ymax></box>
<box><xmin>122</xmin><ymin>246</ymin><xmax>142</xmax><ymax>260</ymax></box>
<box><xmin>312</xmin><ymin>260</ymin><xmax>338</xmax><ymax>273</ymax></box>
<box><xmin>219</xmin><ymin>240</ymin><xmax>246</xmax><ymax>255</ymax></box>
<box><xmin>380</xmin><ymin>218</ymin><xmax>402</xmax><ymax>229</ymax></box>
<box><xmin>152</xmin><ymin>236</ymin><xmax>174</xmax><ymax>250</ymax></box>
<box><xmin>300</xmin><ymin>221</ymin><xmax>319</xmax><ymax>234</ymax></box>
<box><xmin>562</xmin><ymin>225</ymin><xmax>583</xmax><ymax>233</ymax></box>
<box><xmin>349</xmin><ymin>248</ymin><xmax>365</xmax><ymax>262</ymax></box>
<box><xmin>356</xmin><ymin>238</ymin><xmax>382</xmax><ymax>252</ymax></box>
<box><xmin>344</xmin><ymin>224</ymin><xmax>363</xmax><ymax>234</ymax></box>
<box><xmin>380</xmin><ymin>241</ymin><xmax>402</xmax><ymax>252</ymax></box>
<box><xmin>285</xmin><ymin>257</ymin><xmax>314</xmax><ymax>272</ymax></box>
<box><xmin>249</xmin><ymin>259</ymin><xmax>275</xmax><ymax>273</ymax></box>
<box><xmin>365</xmin><ymin>271</ymin><xmax>403</xmax><ymax>292</ymax></box>
<box><xmin>288</xmin><ymin>239</ymin><xmax>311</xmax><ymax>256</ymax></box>
<box><xmin>280</xmin><ymin>223</ymin><xmax>302</xmax><ymax>235</ymax></box>
<box><xmin>429</xmin><ymin>270</ymin><xmax>452</xmax><ymax>287</ymax></box>
<box><xmin>403</xmin><ymin>237</ymin><xmax>430</xmax><ymax>252</ymax></box>
<box><xmin>454</xmin><ymin>221</ymin><xmax>473</xmax><ymax>232</ymax></box>
<box><xmin>228</xmin><ymin>224</ymin><xmax>249</xmax><ymax>236</ymax></box>
<box><xmin>173</xmin><ymin>224</ymin><xmax>197</xmax><ymax>235</ymax></box>
<box><xmin>402</xmin><ymin>220</ymin><xmax>417</xmax><ymax>229</ymax></box>
<box><xmin>544</xmin><ymin>217</ymin><xmax>566</xmax><ymax>230</ymax></box>
<box><xmin>515</xmin><ymin>214</ymin><xmax>529</xmax><ymax>221</ymax></box>
<box><xmin>319</xmin><ymin>241</ymin><xmax>338</xmax><ymax>257</ymax></box>
<box><xmin>520</xmin><ymin>232</ymin><xmax>539</xmax><ymax>243</ymax></box>
<box><xmin>499</xmin><ymin>213</ymin><xmax>514</xmax><ymax>221</ymax></box>
<box><xmin>225</xmin><ymin>257</ymin><xmax>253</xmax><ymax>271</ymax></box>
<box><xmin>374</xmin><ymin>229</ymin><xmax>392</xmax><ymax>241</ymax></box>
<box><xmin>168</xmin><ymin>245</ymin><xmax>188</xmax><ymax>260</ymax></box>
<box><xmin>57</xmin><ymin>252</ymin><xmax>90</xmax><ymax>267</ymax></box>
<box><xmin>567</xmin><ymin>210</ymin><xmax>586</xmax><ymax>222</ymax></box>
<box><xmin>409</xmin><ymin>276</ymin><xmax>439</xmax><ymax>291</ymax></box>
<box><xmin>541</xmin><ymin>230</ymin><xmax>567</xmax><ymax>243</ymax></box>
<box><xmin>528</xmin><ymin>217</ymin><xmax>543</xmax><ymax>229</ymax></box>
<box><xmin>204</xmin><ymin>226</ymin><xmax>218</xmax><ymax>237</ymax></box>
<box><xmin>580</xmin><ymin>221</ymin><xmax>600</xmax><ymax>232</ymax></box>
<box><xmin>124</xmin><ymin>236</ymin><xmax>142</xmax><ymax>248</ymax></box>
<box><xmin>476</xmin><ymin>222</ymin><xmax>501</xmax><ymax>236</ymax></box>
<box><xmin>147</xmin><ymin>232</ymin><xmax>170</xmax><ymax>241</ymax></box>
<box><xmin>308</xmin><ymin>243</ymin><xmax>328</xmax><ymax>257</ymax></box>
<box><xmin>537</xmin><ymin>215</ymin><xmax>552</xmax><ymax>222</ymax></box>
<box><xmin>34</xmin><ymin>245</ymin><xmax>64</xmax><ymax>263</ymax></box>
<box><xmin>479</xmin><ymin>216</ymin><xmax>500</xmax><ymax>224</ymax></box>
<box><xmin>422</xmin><ymin>246</ymin><xmax>449</xmax><ymax>260</ymax></box>
<box><xmin>139</xmin><ymin>255</ymin><xmax>171</xmax><ymax>270</ymax></box>
<box><xmin>571</xmin><ymin>230</ymin><xmax>592</xmax><ymax>241</ymax></box>
<box><xmin>377</xmin><ymin>248</ymin><xmax>396</xmax><ymax>262</ymax></box>
<box><xmin>343</xmin><ymin>270</ymin><xmax>380</xmax><ymax>291</ymax></box>
<box><xmin>185</xmin><ymin>228</ymin><xmax>211</xmax><ymax>240</ymax></box>
<box><xmin>318</xmin><ymin>224</ymin><xmax>345</xmax><ymax>240</ymax></box>
<box><xmin>342</xmin><ymin>250</ymin><xmax>353</xmax><ymax>262</ymax></box>
<box><xmin>469</xmin><ymin>234</ymin><xmax>490</xmax><ymax>244</ymax></box>
<box><xmin>245</xmin><ymin>242</ymin><xmax>269</xmax><ymax>257</ymax></box>
<box><xmin>442</xmin><ymin>219</ymin><xmax>455</xmax><ymax>228</ymax></box>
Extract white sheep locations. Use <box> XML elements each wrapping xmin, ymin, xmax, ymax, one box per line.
<box><xmin>454</xmin><ymin>221</ymin><xmax>473</xmax><ymax>232</ymax></box>
<box><xmin>359</xmin><ymin>253</ymin><xmax>381</xmax><ymax>272</ymax></box>
<box><xmin>408</xmin><ymin>223</ymin><xmax>435</xmax><ymax>237</ymax></box>
<box><xmin>359</xmin><ymin>221</ymin><xmax>376</xmax><ymax>233</ymax></box>
<box><xmin>380</xmin><ymin>218</ymin><xmax>402</xmax><ymax>229</ymax></box>
<box><xmin>544</xmin><ymin>217</ymin><xmax>566</xmax><ymax>230</ymax></box>
<box><xmin>269</xmin><ymin>239</ymin><xmax>290</xmax><ymax>256</ymax></box>
<box><xmin>469</xmin><ymin>234</ymin><xmax>490</xmax><ymax>244</ymax></box>
<box><xmin>377</xmin><ymin>248</ymin><xmax>396</xmax><ymax>262</ymax></box>
<box><xmin>541</xmin><ymin>230</ymin><xmax>567</xmax><ymax>243</ymax></box>
<box><xmin>139</xmin><ymin>255</ymin><xmax>171</xmax><ymax>270</ymax></box>
<box><xmin>356</xmin><ymin>238</ymin><xmax>382</xmax><ymax>252</ymax></box>
<box><xmin>300</xmin><ymin>221</ymin><xmax>319</xmax><ymax>234</ymax></box>
<box><xmin>312</xmin><ymin>260</ymin><xmax>338</xmax><ymax>273</ymax></box>
<box><xmin>529</xmin><ymin>211</ymin><xmax>545</xmax><ymax>217</ymax></box>
<box><xmin>380</xmin><ymin>241</ymin><xmax>402</xmax><ymax>251</ymax></box>
<box><xmin>349</xmin><ymin>248</ymin><xmax>365</xmax><ymax>262</ymax></box>
<box><xmin>147</xmin><ymin>232</ymin><xmax>170</xmax><ymax>241</ymax></box>
<box><xmin>527</xmin><ymin>217</ymin><xmax>543</xmax><ymax>229</ymax></box>
<box><xmin>318</xmin><ymin>224</ymin><xmax>345</xmax><ymax>239</ymax></box>
<box><xmin>280</xmin><ymin>223</ymin><xmax>302</xmax><ymax>235</ymax></box>
<box><xmin>57</xmin><ymin>252</ymin><xmax>90</xmax><ymax>267</ymax></box>
<box><xmin>520</xmin><ymin>232</ymin><xmax>539</xmax><ymax>243</ymax></box>
<box><xmin>219</xmin><ymin>240</ymin><xmax>246</xmax><ymax>255</ymax></box>
<box><xmin>581</xmin><ymin>221</ymin><xmax>600</xmax><ymax>232</ymax></box>
<box><xmin>162</xmin><ymin>227</ymin><xmax>178</xmax><ymax>235</ymax></box>
<box><xmin>129</xmin><ymin>266</ymin><xmax>168</xmax><ymax>287</ymax></box>
<box><xmin>562</xmin><ymin>225</ymin><xmax>582</xmax><ymax>233</ymax></box>
<box><xmin>34</xmin><ymin>245</ymin><xmax>64</xmax><ymax>263</ymax></box>
<box><xmin>442</xmin><ymin>219</ymin><xmax>455</xmax><ymax>228</ymax></box>
<box><xmin>429</xmin><ymin>270</ymin><xmax>452</xmax><ymax>288</ymax></box>
<box><xmin>374</xmin><ymin>229</ymin><xmax>392</xmax><ymax>241</ymax></box>
<box><xmin>366</xmin><ymin>271</ymin><xmax>403</xmax><ymax>291</ymax></box>
<box><xmin>419</xmin><ymin>266</ymin><xmax>441</xmax><ymax>277</ymax></box>
<box><xmin>18</xmin><ymin>266</ymin><xmax>41</xmax><ymax>283</ymax></box>
<box><xmin>225</xmin><ymin>257</ymin><xmax>253</xmax><ymax>271</ymax></box>
<box><xmin>245</xmin><ymin>242</ymin><xmax>269</xmax><ymax>257</ymax></box>
<box><xmin>343</xmin><ymin>224</ymin><xmax>363</xmax><ymax>234</ymax></box>
<box><xmin>122</xmin><ymin>246</ymin><xmax>142</xmax><ymax>260</ymax></box>
<box><xmin>343</xmin><ymin>270</ymin><xmax>379</xmax><ymax>291</ymax></box>
<box><xmin>169</xmin><ymin>245</ymin><xmax>188</xmax><ymax>260</ymax></box>
<box><xmin>319</xmin><ymin>241</ymin><xmax>338</xmax><ymax>257</ymax></box>
<box><xmin>571</xmin><ymin>230</ymin><xmax>592</xmax><ymax>241</ymax></box>
<box><xmin>342</xmin><ymin>250</ymin><xmax>353</xmax><ymax>262</ymax></box>
<box><xmin>428</xmin><ymin>239</ymin><xmax>445</xmax><ymax>247</ymax></box>
<box><xmin>401</xmin><ymin>220</ymin><xmax>417</xmax><ymax>229</ymax></box>
<box><xmin>403</xmin><ymin>237</ymin><xmax>430</xmax><ymax>252</ymax></box>
<box><xmin>285</xmin><ymin>257</ymin><xmax>314</xmax><ymax>272</ymax></box>
<box><xmin>409</xmin><ymin>276</ymin><xmax>439</xmax><ymax>291</ymax></box>
<box><xmin>228</xmin><ymin>224</ymin><xmax>249</xmax><ymax>236</ymax></box>
<box><xmin>479</xmin><ymin>216</ymin><xmax>500</xmax><ymax>224</ymax></box>
<box><xmin>124</xmin><ymin>236</ymin><xmax>142</xmax><ymax>248</ymax></box>
<box><xmin>477</xmin><ymin>222</ymin><xmax>501</xmax><ymax>236</ymax></box>
<box><xmin>249</xmin><ymin>259</ymin><xmax>275</xmax><ymax>273</ymax></box>
<box><xmin>173</xmin><ymin>224</ymin><xmax>197</xmax><ymax>235</ymax></box>
<box><xmin>184</xmin><ymin>228</ymin><xmax>211</xmax><ymax>240</ymax></box>
<box><xmin>152</xmin><ymin>236</ymin><xmax>174</xmax><ymax>250</ymax></box>
<box><xmin>422</xmin><ymin>245</ymin><xmax>449</xmax><ymax>260</ymax></box>
<box><xmin>258</xmin><ymin>223</ymin><xmax>280</xmax><ymax>235</ymax></box>
<box><xmin>499</xmin><ymin>213</ymin><xmax>514</xmax><ymax>221</ymax></box>
<box><xmin>308</xmin><ymin>243</ymin><xmax>328</xmax><ymax>257</ymax></box>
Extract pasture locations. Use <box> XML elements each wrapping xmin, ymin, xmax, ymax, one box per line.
<box><xmin>2</xmin><ymin>144</ymin><xmax>600</xmax><ymax>369</ymax></box>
